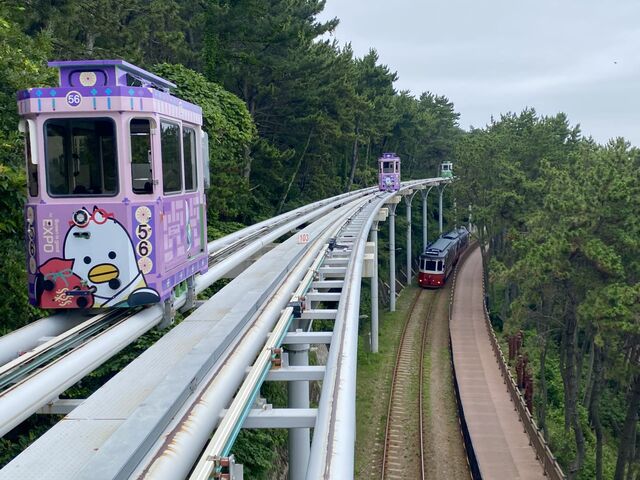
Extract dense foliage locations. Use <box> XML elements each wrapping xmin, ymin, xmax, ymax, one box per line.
<box><xmin>455</xmin><ymin>110</ymin><xmax>640</xmax><ymax>479</ymax></box>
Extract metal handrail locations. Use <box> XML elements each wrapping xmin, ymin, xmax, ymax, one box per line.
<box><xmin>479</xmin><ymin>252</ymin><xmax>566</xmax><ymax>480</ymax></box>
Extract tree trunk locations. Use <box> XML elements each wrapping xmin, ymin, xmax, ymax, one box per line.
<box><xmin>242</xmin><ymin>84</ymin><xmax>255</xmax><ymax>181</ymax></box>
<box><xmin>582</xmin><ymin>336</ymin><xmax>595</xmax><ymax>408</ymax></box>
<box><xmin>590</xmin><ymin>344</ymin><xmax>604</xmax><ymax>480</ymax></box>
<box><xmin>560</xmin><ymin>308</ymin><xmax>570</xmax><ymax>433</ymax></box>
<box><xmin>563</xmin><ymin>298</ymin><xmax>586</xmax><ymax>479</ymax></box>
<box><xmin>365</xmin><ymin>138</ymin><xmax>371</xmax><ymax>167</ymax></box>
<box><xmin>614</xmin><ymin>373</ymin><xmax>640</xmax><ymax>480</ymax></box>
<box><xmin>576</xmin><ymin>326</ymin><xmax>592</xmax><ymax>403</ymax></box>
<box><xmin>538</xmin><ymin>334</ymin><xmax>549</xmax><ymax>440</ymax></box>
<box><xmin>625</xmin><ymin>428</ymin><xmax>636</xmax><ymax>480</ymax></box>
<box><xmin>276</xmin><ymin>128</ymin><xmax>313</xmax><ymax>214</ymax></box>
<box><xmin>85</xmin><ymin>31</ymin><xmax>96</xmax><ymax>55</ymax></box>
<box><xmin>345</xmin><ymin>123</ymin><xmax>359</xmax><ymax>192</ymax></box>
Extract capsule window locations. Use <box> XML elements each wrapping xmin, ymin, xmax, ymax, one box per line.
<box><xmin>130</xmin><ymin>119</ymin><xmax>153</xmax><ymax>194</ymax></box>
<box><xmin>182</xmin><ymin>126</ymin><xmax>197</xmax><ymax>192</ymax></box>
<box><xmin>381</xmin><ymin>161</ymin><xmax>395</xmax><ymax>174</ymax></box>
<box><xmin>44</xmin><ymin>118</ymin><xmax>118</xmax><ymax>196</ymax></box>
<box><xmin>23</xmin><ymin>121</ymin><xmax>38</xmax><ymax>197</ymax></box>
<box><xmin>161</xmin><ymin>121</ymin><xmax>182</xmax><ymax>194</ymax></box>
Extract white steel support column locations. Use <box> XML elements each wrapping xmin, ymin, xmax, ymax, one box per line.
<box><xmin>405</xmin><ymin>198</ymin><xmax>412</xmax><ymax>286</ymax></box>
<box><xmin>421</xmin><ymin>186</ymin><xmax>433</xmax><ymax>252</ymax></box>
<box><xmin>287</xmin><ymin>340</ymin><xmax>310</xmax><ymax>480</ymax></box>
<box><xmin>438</xmin><ymin>184</ymin><xmax>446</xmax><ymax>234</ymax></box>
<box><xmin>389</xmin><ymin>206</ymin><xmax>397</xmax><ymax>312</ymax></box>
<box><xmin>370</xmin><ymin>224</ymin><xmax>379</xmax><ymax>353</ymax></box>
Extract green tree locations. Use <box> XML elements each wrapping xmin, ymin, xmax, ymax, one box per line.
<box><xmin>152</xmin><ymin>63</ymin><xmax>256</xmax><ymax>223</ymax></box>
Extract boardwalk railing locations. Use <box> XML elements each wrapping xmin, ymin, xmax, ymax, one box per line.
<box><xmin>479</xmin><ymin>249</ymin><xmax>566</xmax><ymax>480</ymax></box>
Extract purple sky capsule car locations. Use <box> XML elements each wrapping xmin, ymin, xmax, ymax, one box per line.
<box><xmin>19</xmin><ymin>60</ymin><xmax>209</xmax><ymax>310</ymax></box>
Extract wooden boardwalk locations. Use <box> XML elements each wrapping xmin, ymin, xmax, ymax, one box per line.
<box><xmin>451</xmin><ymin>247</ymin><xmax>546</xmax><ymax>480</ymax></box>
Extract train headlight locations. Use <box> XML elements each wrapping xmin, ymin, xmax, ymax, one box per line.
<box><xmin>73</xmin><ymin>209</ymin><xmax>90</xmax><ymax>227</ymax></box>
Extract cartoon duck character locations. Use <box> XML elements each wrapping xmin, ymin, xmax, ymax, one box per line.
<box><xmin>63</xmin><ymin>207</ymin><xmax>160</xmax><ymax>307</ymax></box>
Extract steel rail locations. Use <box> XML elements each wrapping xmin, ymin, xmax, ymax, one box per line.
<box><xmin>0</xmin><ymin>309</ymin><xmax>131</xmax><ymax>391</ymax></box>
<box><xmin>140</xmin><ymin>196</ymin><xmax>372</xmax><ymax>480</ymax></box>
<box><xmin>189</xmin><ymin>196</ymin><xmax>384</xmax><ymax>479</ymax></box>
<box><xmin>380</xmin><ymin>290</ymin><xmax>428</xmax><ymax>479</ymax></box>
<box><xmin>0</xmin><ymin>305</ymin><xmax>163</xmax><ymax>437</ymax></box>
<box><xmin>306</xmin><ymin>194</ymin><xmax>391</xmax><ymax>478</ymax></box>
<box><xmin>0</xmin><ymin>313</ymin><xmax>90</xmax><ymax>366</ymax></box>
<box><xmin>417</xmin><ymin>291</ymin><xmax>431</xmax><ymax>480</ymax></box>
<box><xmin>306</xmin><ymin>179</ymin><xmax>447</xmax><ymax>479</ymax></box>
<box><xmin>0</xmin><ymin>188</ymin><xmax>376</xmax><ymax>370</ymax></box>
<box><xmin>206</xmin><ymin>187</ymin><xmax>377</xmax><ymax>256</ymax></box>
<box><xmin>0</xmin><ymin>190</ymin><xmax>383</xmax><ymax>438</ymax></box>
<box><xmin>189</xmin><ymin>244</ymin><xmax>330</xmax><ymax>480</ymax></box>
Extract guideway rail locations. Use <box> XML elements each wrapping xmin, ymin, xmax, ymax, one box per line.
<box><xmin>0</xmin><ymin>194</ymin><xmax>374</xmax><ymax>479</ymax></box>
<box><xmin>0</xmin><ymin>187</ymin><xmax>376</xmax><ymax>370</ymax></box>
<box><xmin>190</xmin><ymin>224</ymin><xmax>341</xmax><ymax>479</ymax></box>
<box><xmin>141</xmin><ymin>197</ymin><xmax>372</xmax><ymax>480</ymax></box>
<box><xmin>0</xmin><ymin>178</ymin><xmax>446</xmax><ymax>479</ymax></box>
<box><xmin>0</xmin><ymin>187</ymin><xmax>374</xmax><ymax>438</ymax></box>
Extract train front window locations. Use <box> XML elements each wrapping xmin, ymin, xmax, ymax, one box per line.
<box><xmin>130</xmin><ymin>119</ymin><xmax>153</xmax><ymax>194</ymax></box>
<box><xmin>45</xmin><ymin>118</ymin><xmax>118</xmax><ymax>196</ymax></box>
<box><xmin>425</xmin><ymin>260</ymin><xmax>438</xmax><ymax>271</ymax></box>
<box><xmin>382</xmin><ymin>161</ymin><xmax>395</xmax><ymax>173</ymax></box>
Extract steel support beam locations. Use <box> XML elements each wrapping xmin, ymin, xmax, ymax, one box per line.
<box><xmin>217</xmin><ymin>408</ymin><xmax>317</xmax><ymax>429</ymax></box>
<box><xmin>370</xmin><ymin>224</ymin><xmax>379</xmax><ymax>353</ymax></box>
<box><xmin>389</xmin><ymin>205</ymin><xmax>397</xmax><ymax>312</ymax></box>
<box><xmin>405</xmin><ymin>197</ymin><xmax>412</xmax><ymax>285</ymax></box>
<box><xmin>305</xmin><ymin>292</ymin><xmax>341</xmax><ymax>302</ymax></box>
<box><xmin>310</xmin><ymin>280</ymin><xmax>344</xmax><ymax>289</ymax></box>
<box><xmin>37</xmin><ymin>398</ymin><xmax>84</xmax><ymax>415</ymax></box>
<box><xmin>300</xmin><ymin>309</ymin><xmax>337</xmax><ymax>320</ymax></box>
<box><xmin>421</xmin><ymin>186</ymin><xmax>433</xmax><ymax>252</ymax></box>
<box><xmin>316</xmin><ymin>266</ymin><xmax>347</xmax><ymax>277</ymax></box>
<box><xmin>287</xmin><ymin>342</ymin><xmax>311</xmax><ymax>480</ymax></box>
<box><xmin>438</xmin><ymin>183</ymin><xmax>448</xmax><ymax>234</ymax></box>
<box><xmin>261</xmin><ymin>365</ymin><xmax>325</xmax><ymax>382</ymax></box>
<box><xmin>281</xmin><ymin>332</ymin><xmax>332</xmax><ymax>344</ymax></box>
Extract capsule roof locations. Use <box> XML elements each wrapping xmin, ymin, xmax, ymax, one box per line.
<box><xmin>48</xmin><ymin>59</ymin><xmax>176</xmax><ymax>91</ymax></box>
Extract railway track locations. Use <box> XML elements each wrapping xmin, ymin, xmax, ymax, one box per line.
<box><xmin>0</xmin><ymin>309</ymin><xmax>139</xmax><ymax>394</ymax></box>
<box><xmin>381</xmin><ymin>288</ymin><xmax>437</xmax><ymax>480</ymax></box>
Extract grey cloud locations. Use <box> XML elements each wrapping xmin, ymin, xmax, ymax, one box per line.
<box><xmin>320</xmin><ymin>0</ymin><xmax>640</xmax><ymax>144</ymax></box>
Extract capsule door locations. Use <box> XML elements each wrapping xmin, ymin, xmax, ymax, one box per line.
<box><xmin>158</xmin><ymin>120</ymin><xmax>206</xmax><ymax>288</ymax></box>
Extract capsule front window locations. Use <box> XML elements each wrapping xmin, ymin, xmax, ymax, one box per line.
<box><xmin>44</xmin><ymin>117</ymin><xmax>118</xmax><ymax>197</ymax></box>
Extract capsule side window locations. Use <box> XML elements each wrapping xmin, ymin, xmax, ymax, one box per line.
<box><xmin>161</xmin><ymin>120</ymin><xmax>182</xmax><ymax>194</ymax></box>
<box><xmin>130</xmin><ymin>118</ymin><xmax>154</xmax><ymax>194</ymax></box>
<box><xmin>20</xmin><ymin>119</ymin><xmax>39</xmax><ymax>197</ymax></box>
<box><xmin>182</xmin><ymin>126</ymin><xmax>197</xmax><ymax>192</ymax></box>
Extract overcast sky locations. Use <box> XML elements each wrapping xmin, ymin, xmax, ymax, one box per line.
<box><xmin>318</xmin><ymin>0</ymin><xmax>640</xmax><ymax>146</ymax></box>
